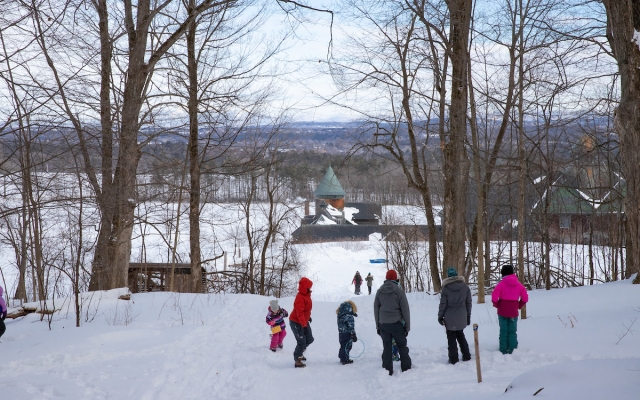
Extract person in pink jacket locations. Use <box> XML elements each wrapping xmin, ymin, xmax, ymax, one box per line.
<box><xmin>492</xmin><ymin>265</ymin><xmax>528</xmax><ymax>354</ymax></box>
<box><xmin>0</xmin><ymin>285</ymin><xmax>7</xmax><ymax>339</ymax></box>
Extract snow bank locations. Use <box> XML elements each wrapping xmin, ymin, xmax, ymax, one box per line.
<box><xmin>0</xmin><ymin>245</ymin><xmax>639</xmax><ymax>399</ymax></box>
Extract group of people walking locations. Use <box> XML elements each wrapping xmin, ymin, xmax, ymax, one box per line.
<box><xmin>265</xmin><ymin>264</ymin><xmax>528</xmax><ymax>373</ymax></box>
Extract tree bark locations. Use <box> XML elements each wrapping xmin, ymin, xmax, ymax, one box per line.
<box><xmin>186</xmin><ymin>1</ymin><xmax>203</xmax><ymax>293</ymax></box>
<box><xmin>442</xmin><ymin>0</ymin><xmax>472</xmax><ymax>275</ymax></box>
<box><xmin>602</xmin><ymin>0</ymin><xmax>640</xmax><ymax>283</ymax></box>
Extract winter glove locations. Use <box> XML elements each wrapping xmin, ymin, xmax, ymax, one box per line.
<box><xmin>467</xmin><ymin>316</ymin><xmax>471</xmax><ymax>326</ymax></box>
<box><xmin>308</xmin><ymin>317</ymin><xmax>312</xmax><ymax>323</ymax></box>
<box><xmin>351</xmin><ymin>332</ymin><xmax>358</xmax><ymax>343</ymax></box>
<box><xmin>518</xmin><ymin>300</ymin><xmax>525</xmax><ymax>310</ymax></box>
<box><xmin>404</xmin><ymin>329</ymin><xmax>408</xmax><ymax>337</ymax></box>
<box><xmin>438</xmin><ymin>316</ymin><xmax>445</xmax><ymax>326</ymax></box>
<box><xmin>376</xmin><ymin>329</ymin><xmax>380</xmax><ymax>336</ymax></box>
<box><xmin>268</xmin><ymin>320</ymin><xmax>276</xmax><ymax>326</ymax></box>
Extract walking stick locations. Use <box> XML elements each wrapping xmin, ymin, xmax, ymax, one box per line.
<box><xmin>473</xmin><ymin>324</ymin><xmax>482</xmax><ymax>383</ymax></box>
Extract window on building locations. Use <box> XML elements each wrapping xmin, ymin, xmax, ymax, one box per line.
<box><xmin>559</xmin><ymin>215</ymin><xmax>571</xmax><ymax>229</ymax></box>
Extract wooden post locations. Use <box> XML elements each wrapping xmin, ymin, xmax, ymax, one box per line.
<box><xmin>473</xmin><ymin>323</ymin><xmax>482</xmax><ymax>383</ymax></box>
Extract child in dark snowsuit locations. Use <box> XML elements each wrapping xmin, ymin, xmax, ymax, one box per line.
<box><xmin>438</xmin><ymin>267</ymin><xmax>472</xmax><ymax>364</ymax></box>
<box><xmin>266</xmin><ymin>299</ymin><xmax>288</xmax><ymax>352</ymax></box>
<box><xmin>492</xmin><ymin>264</ymin><xmax>528</xmax><ymax>354</ymax></box>
<box><xmin>336</xmin><ymin>300</ymin><xmax>358</xmax><ymax>365</ymax></box>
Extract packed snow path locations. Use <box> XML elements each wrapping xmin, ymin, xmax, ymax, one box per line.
<box><xmin>1</xmin><ymin>242</ymin><xmax>639</xmax><ymax>399</ymax></box>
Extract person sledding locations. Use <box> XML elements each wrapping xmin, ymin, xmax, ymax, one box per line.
<box><xmin>438</xmin><ymin>267</ymin><xmax>472</xmax><ymax>364</ymax></box>
<box><xmin>289</xmin><ymin>277</ymin><xmax>314</xmax><ymax>368</ymax></box>
<box><xmin>266</xmin><ymin>299</ymin><xmax>288</xmax><ymax>352</ymax></box>
<box><xmin>352</xmin><ymin>271</ymin><xmax>363</xmax><ymax>295</ymax></box>
<box><xmin>336</xmin><ymin>300</ymin><xmax>358</xmax><ymax>365</ymax></box>
<box><xmin>492</xmin><ymin>264</ymin><xmax>528</xmax><ymax>354</ymax></box>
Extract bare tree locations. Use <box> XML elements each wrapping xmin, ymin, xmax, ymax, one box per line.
<box><xmin>602</xmin><ymin>1</ymin><xmax>640</xmax><ymax>283</ymax></box>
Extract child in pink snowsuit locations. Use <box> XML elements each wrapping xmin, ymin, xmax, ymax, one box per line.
<box><xmin>266</xmin><ymin>299</ymin><xmax>288</xmax><ymax>352</ymax></box>
<box><xmin>492</xmin><ymin>264</ymin><xmax>528</xmax><ymax>354</ymax></box>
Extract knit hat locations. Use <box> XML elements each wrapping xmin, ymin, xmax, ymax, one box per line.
<box><xmin>386</xmin><ymin>269</ymin><xmax>398</xmax><ymax>281</ymax></box>
<box><xmin>447</xmin><ymin>267</ymin><xmax>458</xmax><ymax>277</ymax></box>
<box><xmin>269</xmin><ymin>299</ymin><xmax>280</xmax><ymax>312</ymax></box>
<box><xmin>501</xmin><ymin>264</ymin><xmax>515</xmax><ymax>277</ymax></box>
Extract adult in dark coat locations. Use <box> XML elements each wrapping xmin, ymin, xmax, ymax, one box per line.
<box><xmin>438</xmin><ymin>267</ymin><xmax>472</xmax><ymax>364</ymax></box>
<box><xmin>352</xmin><ymin>271</ymin><xmax>363</xmax><ymax>295</ymax></box>
<box><xmin>374</xmin><ymin>270</ymin><xmax>412</xmax><ymax>375</ymax></box>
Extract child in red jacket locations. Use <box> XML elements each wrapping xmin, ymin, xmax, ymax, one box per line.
<box><xmin>289</xmin><ymin>277</ymin><xmax>314</xmax><ymax>368</ymax></box>
<box><xmin>492</xmin><ymin>264</ymin><xmax>528</xmax><ymax>354</ymax></box>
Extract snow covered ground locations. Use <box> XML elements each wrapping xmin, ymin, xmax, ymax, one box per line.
<box><xmin>1</xmin><ymin>241</ymin><xmax>639</xmax><ymax>399</ymax></box>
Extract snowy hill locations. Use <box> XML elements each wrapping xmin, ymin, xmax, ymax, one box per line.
<box><xmin>0</xmin><ymin>244</ymin><xmax>639</xmax><ymax>399</ymax></box>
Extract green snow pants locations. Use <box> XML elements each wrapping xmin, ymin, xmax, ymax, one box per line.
<box><xmin>498</xmin><ymin>315</ymin><xmax>518</xmax><ymax>354</ymax></box>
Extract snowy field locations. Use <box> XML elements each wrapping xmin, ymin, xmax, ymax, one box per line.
<box><xmin>0</xmin><ymin>241</ymin><xmax>639</xmax><ymax>399</ymax></box>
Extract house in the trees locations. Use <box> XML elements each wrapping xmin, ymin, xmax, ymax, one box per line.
<box><xmin>523</xmin><ymin>167</ymin><xmax>625</xmax><ymax>246</ymax></box>
<box><xmin>293</xmin><ymin>166</ymin><xmax>434</xmax><ymax>243</ymax></box>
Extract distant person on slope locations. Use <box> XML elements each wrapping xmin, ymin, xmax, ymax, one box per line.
<box><xmin>336</xmin><ymin>300</ymin><xmax>358</xmax><ymax>365</ymax></box>
<box><xmin>290</xmin><ymin>277</ymin><xmax>314</xmax><ymax>368</ymax></box>
<box><xmin>374</xmin><ymin>269</ymin><xmax>412</xmax><ymax>375</ymax></box>
<box><xmin>365</xmin><ymin>273</ymin><xmax>374</xmax><ymax>295</ymax></box>
<box><xmin>492</xmin><ymin>264</ymin><xmax>529</xmax><ymax>354</ymax></box>
<box><xmin>0</xmin><ymin>285</ymin><xmax>7</xmax><ymax>340</ymax></box>
<box><xmin>266</xmin><ymin>299</ymin><xmax>289</xmax><ymax>352</ymax></box>
<box><xmin>438</xmin><ymin>267</ymin><xmax>472</xmax><ymax>364</ymax></box>
<box><xmin>352</xmin><ymin>271</ymin><xmax>363</xmax><ymax>295</ymax></box>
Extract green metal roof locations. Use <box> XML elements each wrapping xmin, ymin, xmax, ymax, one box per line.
<box><xmin>546</xmin><ymin>186</ymin><xmax>623</xmax><ymax>215</ymax></box>
<box><xmin>314</xmin><ymin>166</ymin><xmax>346</xmax><ymax>199</ymax></box>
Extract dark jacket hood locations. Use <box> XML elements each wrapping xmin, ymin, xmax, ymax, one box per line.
<box><xmin>298</xmin><ymin>277</ymin><xmax>313</xmax><ymax>294</ymax></box>
<box><xmin>336</xmin><ymin>300</ymin><xmax>358</xmax><ymax>317</ymax></box>
<box><xmin>442</xmin><ymin>276</ymin><xmax>466</xmax><ymax>290</ymax></box>
<box><xmin>378</xmin><ymin>279</ymin><xmax>400</xmax><ymax>294</ymax></box>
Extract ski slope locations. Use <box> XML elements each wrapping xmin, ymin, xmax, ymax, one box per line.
<box><xmin>0</xmin><ymin>242</ymin><xmax>639</xmax><ymax>399</ymax></box>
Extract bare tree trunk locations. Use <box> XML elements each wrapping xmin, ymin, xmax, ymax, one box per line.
<box><xmin>516</xmin><ymin>0</ymin><xmax>527</xmax><ymax>318</ymax></box>
<box><xmin>602</xmin><ymin>0</ymin><xmax>640</xmax><ymax>283</ymax></box>
<box><xmin>186</xmin><ymin>0</ymin><xmax>202</xmax><ymax>293</ymax></box>
<box><xmin>468</xmin><ymin>53</ymin><xmax>485</xmax><ymax>303</ymax></box>
<box><xmin>442</xmin><ymin>0</ymin><xmax>472</xmax><ymax>275</ymax></box>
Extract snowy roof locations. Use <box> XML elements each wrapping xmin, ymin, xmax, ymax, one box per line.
<box><xmin>314</xmin><ymin>166</ymin><xmax>346</xmax><ymax>199</ymax></box>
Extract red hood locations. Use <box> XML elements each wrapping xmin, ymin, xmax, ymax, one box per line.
<box><xmin>298</xmin><ymin>277</ymin><xmax>313</xmax><ymax>295</ymax></box>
